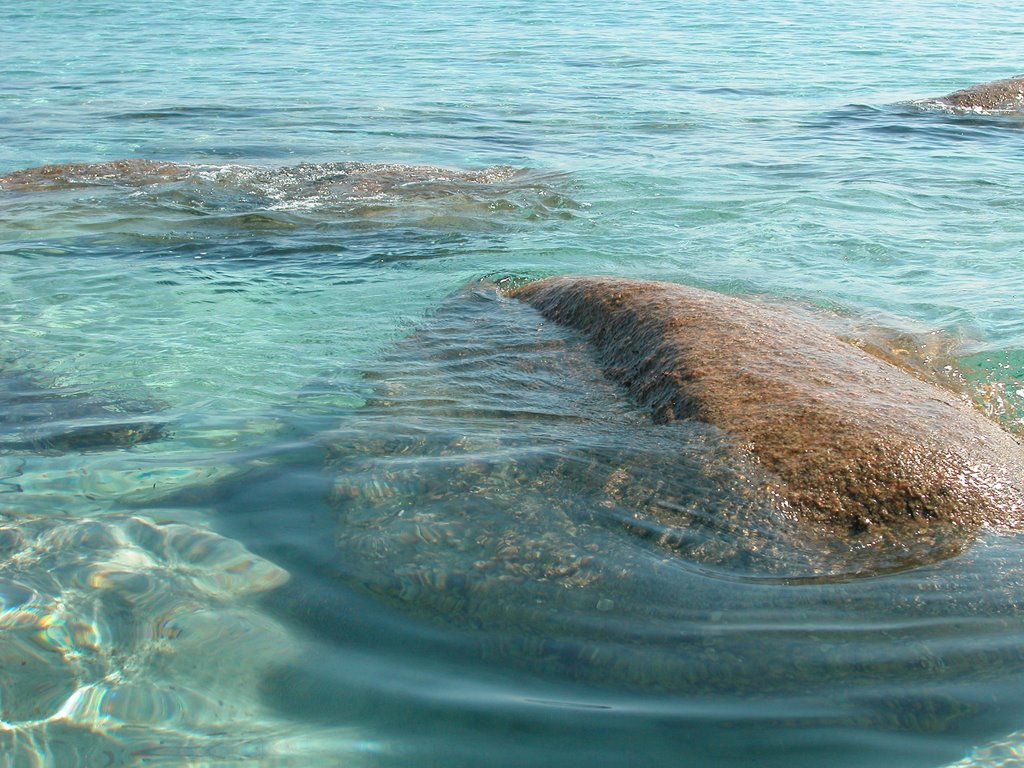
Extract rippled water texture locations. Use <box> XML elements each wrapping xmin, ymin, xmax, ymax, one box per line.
<box><xmin>3</xmin><ymin>1</ymin><xmax>1024</xmax><ymax>766</ymax></box>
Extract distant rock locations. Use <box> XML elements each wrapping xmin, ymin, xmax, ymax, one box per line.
<box><xmin>0</xmin><ymin>159</ymin><xmax>521</xmax><ymax>194</ymax></box>
<box><xmin>0</xmin><ymin>368</ymin><xmax>166</xmax><ymax>455</ymax></box>
<box><xmin>922</xmin><ymin>76</ymin><xmax>1024</xmax><ymax>112</ymax></box>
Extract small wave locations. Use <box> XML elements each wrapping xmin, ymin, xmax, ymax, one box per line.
<box><xmin>810</xmin><ymin>102</ymin><xmax>1024</xmax><ymax>153</ymax></box>
<box><xmin>106</xmin><ymin>104</ymin><xmax>280</xmax><ymax>122</ymax></box>
<box><xmin>907</xmin><ymin>98</ymin><xmax>1024</xmax><ymax>126</ymax></box>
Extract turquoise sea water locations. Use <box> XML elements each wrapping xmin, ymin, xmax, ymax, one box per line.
<box><xmin>3</xmin><ymin>1</ymin><xmax>1024</xmax><ymax>766</ymax></box>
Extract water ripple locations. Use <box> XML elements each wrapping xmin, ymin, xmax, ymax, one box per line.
<box><xmin>0</xmin><ymin>160</ymin><xmax>584</xmax><ymax>238</ymax></box>
<box><xmin>0</xmin><ymin>513</ymin><xmax>296</xmax><ymax>761</ymax></box>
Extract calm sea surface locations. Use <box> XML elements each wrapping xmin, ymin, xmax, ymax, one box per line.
<box><xmin>3</xmin><ymin>1</ymin><xmax>1024</xmax><ymax>766</ymax></box>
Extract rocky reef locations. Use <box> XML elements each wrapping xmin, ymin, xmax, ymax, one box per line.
<box><xmin>921</xmin><ymin>76</ymin><xmax>1024</xmax><ymax>112</ymax></box>
<box><xmin>509</xmin><ymin>276</ymin><xmax>1024</xmax><ymax>550</ymax></box>
<box><xmin>0</xmin><ymin>159</ymin><xmax>190</xmax><ymax>191</ymax></box>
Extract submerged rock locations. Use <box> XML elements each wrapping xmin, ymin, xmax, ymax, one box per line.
<box><xmin>0</xmin><ymin>158</ymin><xmax>523</xmax><ymax>196</ymax></box>
<box><xmin>0</xmin><ymin>159</ymin><xmax>575</xmax><ymax>232</ymax></box>
<box><xmin>0</xmin><ymin>159</ymin><xmax>190</xmax><ymax>191</ymax></box>
<box><xmin>299</xmin><ymin>276</ymin><xmax>1024</xmax><ymax>655</ymax></box>
<box><xmin>508</xmin><ymin>276</ymin><xmax>1024</xmax><ymax>549</ymax></box>
<box><xmin>0</xmin><ymin>513</ymin><xmax>290</xmax><ymax>753</ymax></box>
<box><xmin>0</xmin><ymin>368</ymin><xmax>166</xmax><ymax>455</ymax></box>
<box><xmin>921</xmin><ymin>76</ymin><xmax>1024</xmax><ymax>112</ymax></box>
<box><xmin>220</xmin><ymin>279</ymin><xmax>1024</xmax><ymax>740</ymax></box>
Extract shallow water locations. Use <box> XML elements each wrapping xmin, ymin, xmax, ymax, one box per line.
<box><xmin>3</xmin><ymin>1</ymin><xmax>1024</xmax><ymax>766</ymax></box>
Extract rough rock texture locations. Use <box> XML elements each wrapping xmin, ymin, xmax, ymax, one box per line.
<box><xmin>0</xmin><ymin>159</ymin><xmax>190</xmax><ymax>191</ymax></box>
<box><xmin>509</xmin><ymin>276</ymin><xmax>1024</xmax><ymax>544</ymax></box>
<box><xmin>0</xmin><ymin>159</ymin><xmax>520</xmax><ymax>194</ymax></box>
<box><xmin>928</xmin><ymin>76</ymin><xmax>1024</xmax><ymax>112</ymax></box>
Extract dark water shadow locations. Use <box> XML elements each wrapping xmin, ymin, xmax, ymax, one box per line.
<box><xmin>810</xmin><ymin>102</ymin><xmax>1024</xmax><ymax>148</ymax></box>
<box><xmin>0</xmin><ymin>365</ymin><xmax>167</xmax><ymax>457</ymax></box>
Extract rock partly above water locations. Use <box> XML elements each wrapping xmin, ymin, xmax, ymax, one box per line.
<box><xmin>0</xmin><ymin>159</ymin><xmax>522</xmax><ymax>195</ymax></box>
<box><xmin>0</xmin><ymin>159</ymin><xmax>574</xmax><ymax>231</ymax></box>
<box><xmin>240</xmin><ymin>280</ymin><xmax>1024</xmax><ymax>715</ymax></box>
<box><xmin>509</xmin><ymin>276</ymin><xmax>1024</xmax><ymax>550</ymax></box>
<box><xmin>921</xmin><ymin>76</ymin><xmax>1024</xmax><ymax>112</ymax></box>
<box><xmin>293</xmin><ymin>274</ymin><xmax>1024</xmax><ymax>660</ymax></box>
<box><xmin>0</xmin><ymin>159</ymin><xmax>190</xmax><ymax>191</ymax></box>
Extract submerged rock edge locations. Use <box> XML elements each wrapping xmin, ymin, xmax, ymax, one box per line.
<box><xmin>507</xmin><ymin>275</ymin><xmax>1024</xmax><ymax>544</ymax></box>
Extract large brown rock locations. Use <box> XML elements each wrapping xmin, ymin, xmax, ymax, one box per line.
<box><xmin>508</xmin><ymin>276</ymin><xmax>1024</xmax><ymax>547</ymax></box>
<box><xmin>927</xmin><ymin>76</ymin><xmax>1024</xmax><ymax>112</ymax></box>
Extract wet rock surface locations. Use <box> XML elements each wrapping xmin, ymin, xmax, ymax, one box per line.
<box><xmin>510</xmin><ymin>276</ymin><xmax>1024</xmax><ymax>553</ymax></box>
<box><xmin>920</xmin><ymin>76</ymin><xmax>1024</xmax><ymax>112</ymax></box>
<box><xmin>0</xmin><ymin>158</ymin><xmax>524</xmax><ymax>196</ymax></box>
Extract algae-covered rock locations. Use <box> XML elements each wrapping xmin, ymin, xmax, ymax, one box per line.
<box><xmin>0</xmin><ymin>159</ymin><xmax>523</xmax><ymax>197</ymax></box>
<box><xmin>232</xmin><ymin>278</ymin><xmax>1022</xmax><ymax>729</ymax></box>
<box><xmin>921</xmin><ymin>76</ymin><xmax>1024</xmax><ymax>113</ymax></box>
<box><xmin>0</xmin><ymin>159</ymin><xmax>190</xmax><ymax>191</ymax></box>
<box><xmin>509</xmin><ymin>276</ymin><xmax>1024</xmax><ymax>552</ymax></box>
